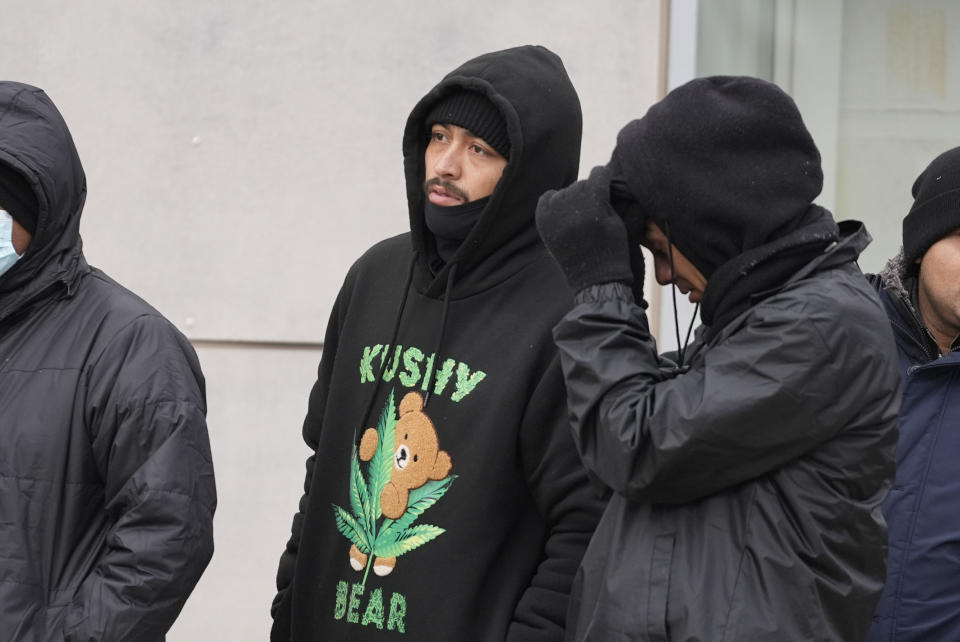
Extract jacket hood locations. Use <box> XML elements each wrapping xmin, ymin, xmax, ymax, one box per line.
<box><xmin>402</xmin><ymin>45</ymin><xmax>582</xmax><ymax>298</ymax></box>
<box><xmin>0</xmin><ymin>82</ymin><xmax>86</xmax><ymax>320</ymax></box>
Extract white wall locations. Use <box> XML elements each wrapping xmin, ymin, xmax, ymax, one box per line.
<box><xmin>2</xmin><ymin>2</ymin><xmax>665</xmax><ymax>639</ymax></box>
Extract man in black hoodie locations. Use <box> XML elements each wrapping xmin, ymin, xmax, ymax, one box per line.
<box><xmin>271</xmin><ymin>46</ymin><xmax>605</xmax><ymax>641</ymax></box>
<box><xmin>0</xmin><ymin>83</ymin><xmax>216</xmax><ymax>640</ymax></box>
<box><xmin>535</xmin><ymin>76</ymin><xmax>902</xmax><ymax>640</ymax></box>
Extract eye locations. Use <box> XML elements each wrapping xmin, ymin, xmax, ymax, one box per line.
<box><xmin>469</xmin><ymin>143</ymin><xmax>490</xmax><ymax>156</ymax></box>
<box><xmin>430</xmin><ymin>129</ymin><xmax>448</xmax><ymax>143</ymax></box>
<box><xmin>403</xmin><ymin>433</ymin><xmax>408</xmax><ymax>440</ymax></box>
<box><xmin>413</xmin><ymin>454</ymin><xmax>419</xmax><ymax>462</ymax></box>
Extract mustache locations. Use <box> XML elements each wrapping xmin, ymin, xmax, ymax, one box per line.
<box><xmin>423</xmin><ymin>177</ymin><xmax>469</xmax><ymax>202</ymax></box>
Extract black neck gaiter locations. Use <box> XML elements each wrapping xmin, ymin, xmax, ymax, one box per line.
<box><xmin>424</xmin><ymin>197</ymin><xmax>489</xmax><ymax>263</ymax></box>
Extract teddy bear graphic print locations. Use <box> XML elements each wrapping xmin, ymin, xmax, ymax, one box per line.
<box><xmin>331</xmin><ymin>389</ymin><xmax>456</xmax><ymax>630</ymax></box>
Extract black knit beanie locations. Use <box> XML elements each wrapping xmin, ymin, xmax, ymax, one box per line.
<box><xmin>426</xmin><ymin>90</ymin><xmax>510</xmax><ymax>159</ymax></box>
<box><xmin>611</xmin><ymin>75</ymin><xmax>823</xmax><ymax>280</ymax></box>
<box><xmin>0</xmin><ymin>161</ymin><xmax>38</xmax><ymax>235</ymax></box>
<box><xmin>903</xmin><ymin>146</ymin><xmax>960</xmax><ymax>268</ymax></box>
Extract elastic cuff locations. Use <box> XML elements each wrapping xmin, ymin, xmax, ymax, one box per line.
<box><xmin>574</xmin><ymin>281</ymin><xmax>634</xmax><ymax>305</ymax></box>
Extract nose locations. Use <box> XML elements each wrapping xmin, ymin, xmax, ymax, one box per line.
<box><xmin>433</xmin><ymin>146</ymin><xmax>461</xmax><ymax>179</ymax></box>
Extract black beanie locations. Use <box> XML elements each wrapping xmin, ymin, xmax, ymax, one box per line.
<box><xmin>0</xmin><ymin>161</ymin><xmax>38</xmax><ymax>235</ymax></box>
<box><xmin>612</xmin><ymin>76</ymin><xmax>823</xmax><ymax>279</ymax></box>
<box><xmin>426</xmin><ymin>90</ymin><xmax>510</xmax><ymax>159</ymax></box>
<box><xmin>903</xmin><ymin>146</ymin><xmax>960</xmax><ymax>268</ymax></box>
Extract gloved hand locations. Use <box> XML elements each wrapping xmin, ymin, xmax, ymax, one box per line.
<box><xmin>535</xmin><ymin>165</ymin><xmax>633</xmax><ymax>293</ymax></box>
<box><xmin>611</xmin><ymin>177</ymin><xmax>648</xmax><ymax>306</ymax></box>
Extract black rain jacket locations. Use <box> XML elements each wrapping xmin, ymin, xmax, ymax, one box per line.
<box><xmin>0</xmin><ymin>82</ymin><xmax>216</xmax><ymax>641</ymax></box>
<box><xmin>555</xmin><ymin>221</ymin><xmax>901</xmax><ymax>641</ymax></box>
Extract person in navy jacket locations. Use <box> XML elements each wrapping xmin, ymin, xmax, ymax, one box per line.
<box><xmin>867</xmin><ymin>146</ymin><xmax>960</xmax><ymax>641</ymax></box>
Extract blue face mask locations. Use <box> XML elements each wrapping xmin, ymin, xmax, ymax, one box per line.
<box><xmin>0</xmin><ymin>210</ymin><xmax>24</xmax><ymax>278</ymax></box>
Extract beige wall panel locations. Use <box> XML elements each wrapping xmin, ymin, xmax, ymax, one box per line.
<box><xmin>169</xmin><ymin>343</ymin><xmax>322</xmax><ymax>641</ymax></box>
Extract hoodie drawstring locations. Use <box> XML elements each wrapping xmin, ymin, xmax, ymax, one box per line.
<box><xmin>423</xmin><ymin>261</ymin><xmax>457</xmax><ymax>408</ymax></box>
<box><xmin>663</xmin><ymin>220</ymin><xmax>697</xmax><ymax>366</ymax></box>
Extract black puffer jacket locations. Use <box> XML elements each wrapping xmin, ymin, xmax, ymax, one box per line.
<box><xmin>0</xmin><ymin>83</ymin><xmax>216</xmax><ymax>641</ymax></box>
<box><xmin>554</xmin><ymin>222</ymin><xmax>901</xmax><ymax>641</ymax></box>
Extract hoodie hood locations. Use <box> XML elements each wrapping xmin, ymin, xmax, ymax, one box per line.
<box><xmin>0</xmin><ymin>82</ymin><xmax>86</xmax><ymax>322</ymax></box>
<box><xmin>611</xmin><ymin>75</ymin><xmax>837</xmax><ymax>328</ymax></box>
<box><xmin>612</xmin><ymin>76</ymin><xmax>824</xmax><ymax>280</ymax></box>
<box><xmin>403</xmin><ymin>45</ymin><xmax>582</xmax><ymax>298</ymax></box>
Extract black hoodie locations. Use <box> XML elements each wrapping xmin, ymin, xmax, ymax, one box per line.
<box><xmin>0</xmin><ymin>83</ymin><xmax>216</xmax><ymax>640</ymax></box>
<box><xmin>272</xmin><ymin>46</ymin><xmax>605</xmax><ymax>641</ymax></box>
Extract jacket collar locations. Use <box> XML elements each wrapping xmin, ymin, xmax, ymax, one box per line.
<box><xmin>874</xmin><ymin>249</ymin><xmax>959</xmax><ymax>362</ymax></box>
<box><xmin>700</xmin><ymin>220</ymin><xmax>871</xmax><ymax>343</ymax></box>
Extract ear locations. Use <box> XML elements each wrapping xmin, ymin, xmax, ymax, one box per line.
<box><xmin>431</xmin><ymin>451</ymin><xmax>452</xmax><ymax>479</ymax></box>
<box><xmin>399</xmin><ymin>391</ymin><xmax>425</xmax><ymax>416</ymax></box>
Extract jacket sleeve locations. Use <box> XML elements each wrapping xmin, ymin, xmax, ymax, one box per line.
<box><xmin>553</xmin><ymin>282</ymin><xmax>851</xmax><ymax>505</ymax></box>
<box><xmin>271</xmin><ymin>291</ymin><xmax>344</xmax><ymax>641</ymax></box>
<box><xmin>65</xmin><ymin>314</ymin><xmax>216</xmax><ymax>641</ymax></box>
<box><xmin>506</xmin><ymin>355</ymin><xmax>608</xmax><ymax>641</ymax></box>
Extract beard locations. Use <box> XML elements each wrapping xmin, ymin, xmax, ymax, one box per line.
<box><xmin>423</xmin><ymin>177</ymin><xmax>469</xmax><ymax>203</ymax></box>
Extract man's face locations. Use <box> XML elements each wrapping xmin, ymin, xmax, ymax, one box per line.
<box><xmin>423</xmin><ymin>123</ymin><xmax>507</xmax><ymax>206</ymax></box>
<box><xmin>11</xmin><ymin>218</ymin><xmax>32</xmax><ymax>255</ymax></box>
<box><xmin>916</xmin><ymin>227</ymin><xmax>960</xmax><ymax>344</ymax></box>
<box><xmin>642</xmin><ymin>221</ymin><xmax>707</xmax><ymax>303</ymax></box>
<box><xmin>1</xmin><ymin>202</ymin><xmax>32</xmax><ymax>255</ymax></box>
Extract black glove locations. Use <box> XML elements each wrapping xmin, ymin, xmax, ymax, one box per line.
<box><xmin>535</xmin><ymin>166</ymin><xmax>633</xmax><ymax>293</ymax></box>
<box><xmin>611</xmin><ymin>176</ymin><xmax>648</xmax><ymax>307</ymax></box>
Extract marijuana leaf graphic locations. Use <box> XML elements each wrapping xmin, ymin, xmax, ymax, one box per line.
<box><xmin>373</xmin><ymin>524</ymin><xmax>448</xmax><ymax>558</ymax></box>
<box><xmin>333</xmin><ymin>505</ymin><xmax>370</xmax><ymax>552</ymax></box>
<box><xmin>332</xmin><ymin>389</ymin><xmax>456</xmax><ymax>588</ymax></box>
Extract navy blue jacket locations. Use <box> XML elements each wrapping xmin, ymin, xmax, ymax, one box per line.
<box><xmin>867</xmin><ymin>253</ymin><xmax>960</xmax><ymax>642</ymax></box>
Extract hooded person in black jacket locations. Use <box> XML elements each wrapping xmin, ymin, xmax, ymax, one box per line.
<box><xmin>271</xmin><ymin>45</ymin><xmax>605</xmax><ymax>641</ymax></box>
<box><xmin>535</xmin><ymin>76</ymin><xmax>902</xmax><ymax>641</ymax></box>
<box><xmin>0</xmin><ymin>83</ymin><xmax>216</xmax><ymax>640</ymax></box>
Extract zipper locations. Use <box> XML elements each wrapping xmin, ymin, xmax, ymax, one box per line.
<box><xmin>886</xmin><ymin>291</ymin><xmax>940</xmax><ymax>362</ymax></box>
